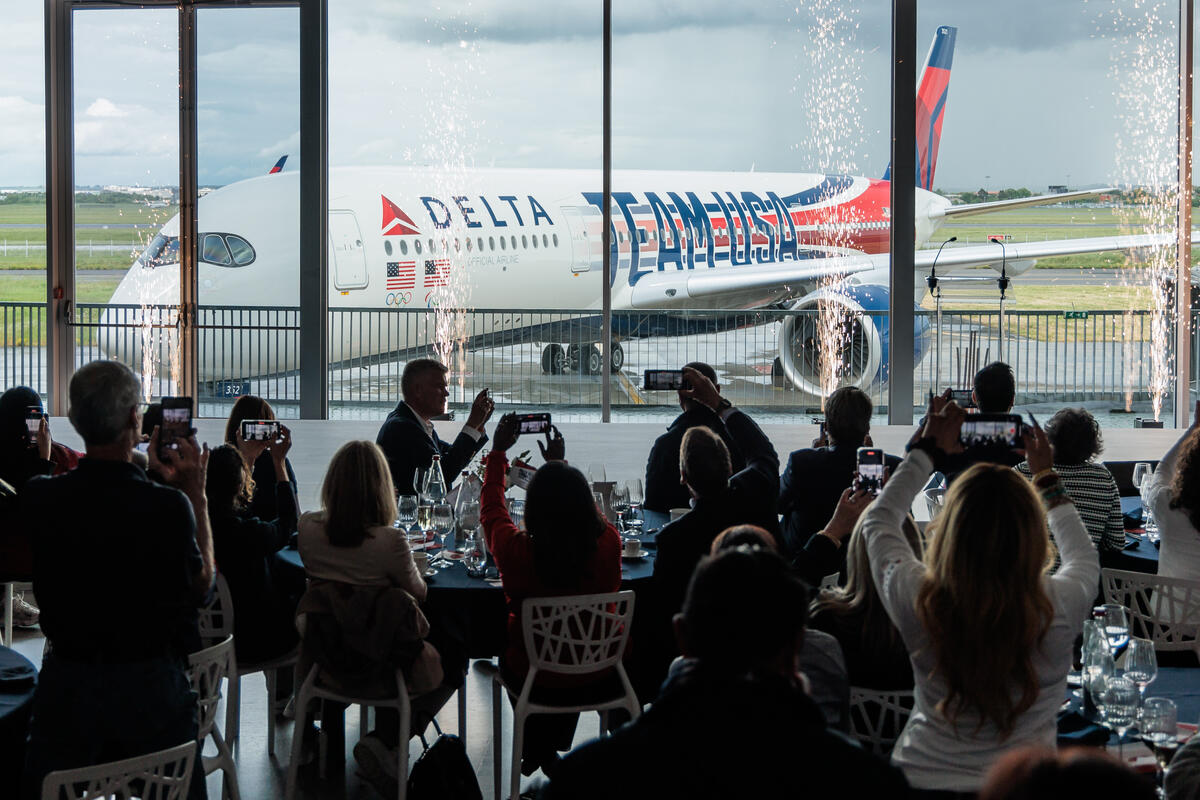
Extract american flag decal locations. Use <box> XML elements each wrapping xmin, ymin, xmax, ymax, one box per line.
<box><xmin>387</xmin><ymin>261</ymin><xmax>415</xmax><ymax>289</ymax></box>
<box><xmin>424</xmin><ymin>259</ymin><xmax>450</xmax><ymax>287</ymax></box>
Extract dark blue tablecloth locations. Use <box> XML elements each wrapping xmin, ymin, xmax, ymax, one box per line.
<box><xmin>1105</xmin><ymin>498</ymin><xmax>1160</xmax><ymax>574</ymax></box>
<box><xmin>0</xmin><ymin>645</ymin><xmax>37</xmax><ymax>785</ymax></box>
<box><xmin>1060</xmin><ymin>667</ymin><xmax>1200</xmax><ymax>747</ymax></box>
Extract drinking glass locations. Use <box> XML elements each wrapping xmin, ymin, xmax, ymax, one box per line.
<box><xmin>1133</xmin><ymin>462</ymin><xmax>1158</xmax><ymax>539</ymax></box>
<box><xmin>625</xmin><ymin>479</ymin><xmax>644</xmax><ymax>531</ymax></box>
<box><xmin>508</xmin><ymin>498</ymin><xmax>525</xmax><ymax>530</ymax></box>
<box><xmin>397</xmin><ymin>494</ymin><xmax>418</xmax><ymax>531</ymax></box>
<box><xmin>587</xmin><ymin>463</ymin><xmax>607</xmax><ymax>483</ymax></box>
<box><xmin>1084</xmin><ymin>644</ymin><xmax>1115</xmax><ymax>719</ymax></box>
<box><xmin>1101</xmin><ymin>604</ymin><xmax>1130</xmax><ymax>655</ymax></box>
<box><xmin>431</xmin><ymin>502</ymin><xmax>454</xmax><ymax>568</ymax></box>
<box><xmin>463</xmin><ymin>532</ymin><xmax>487</xmax><ymax>577</ymax></box>
<box><xmin>1101</xmin><ymin>676</ymin><xmax>1139</xmax><ymax>759</ymax></box>
<box><xmin>416</xmin><ymin>502</ymin><xmax>434</xmax><ymax>548</ymax></box>
<box><xmin>592</xmin><ymin>491</ymin><xmax>605</xmax><ymax>521</ymax></box>
<box><xmin>1124</xmin><ymin>637</ymin><xmax>1157</xmax><ymax>703</ymax></box>
<box><xmin>611</xmin><ymin>484</ymin><xmax>631</xmax><ymax>532</ymax></box>
<box><xmin>458</xmin><ymin>499</ymin><xmax>481</xmax><ymax>534</ymax></box>
<box><xmin>1141</xmin><ymin>696</ymin><xmax>1179</xmax><ymax>793</ymax></box>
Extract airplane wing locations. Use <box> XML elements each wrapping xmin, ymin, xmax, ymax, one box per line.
<box><xmin>935</xmin><ymin>188</ymin><xmax>1112</xmax><ymax>219</ymax></box>
<box><xmin>627</xmin><ymin>230</ymin><xmax>1200</xmax><ymax>309</ymax></box>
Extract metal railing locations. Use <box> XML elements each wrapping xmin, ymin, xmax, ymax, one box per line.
<box><xmin>1</xmin><ymin>300</ymin><xmax>1196</xmax><ymax>419</ymax></box>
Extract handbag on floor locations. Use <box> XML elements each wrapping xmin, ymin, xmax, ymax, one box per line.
<box><xmin>407</xmin><ymin>718</ymin><xmax>482</xmax><ymax>800</ymax></box>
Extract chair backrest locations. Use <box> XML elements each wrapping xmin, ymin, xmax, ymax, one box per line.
<box><xmin>187</xmin><ymin>634</ymin><xmax>236</xmax><ymax>741</ymax></box>
<box><xmin>521</xmin><ymin>590</ymin><xmax>635</xmax><ymax>676</ymax></box>
<box><xmin>1100</xmin><ymin>568</ymin><xmax>1200</xmax><ymax>654</ymax></box>
<box><xmin>41</xmin><ymin>740</ymin><xmax>196</xmax><ymax>800</ymax></box>
<box><xmin>848</xmin><ymin>687</ymin><xmax>915</xmax><ymax>756</ymax></box>
<box><xmin>197</xmin><ymin>573</ymin><xmax>234</xmax><ymax>646</ymax></box>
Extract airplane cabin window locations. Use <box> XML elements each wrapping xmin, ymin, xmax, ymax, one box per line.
<box><xmin>384</xmin><ymin>240</ymin><xmax>393</xmax><ymax>256</ymax></box>
<box><xmin>400</xmin><ymin>240</ymin><xmax>409</xmax><ymax>255</ymax></box>
<box><xmin>478</xmin><ymin>237</ymin><xmax>485</xmax><ymax>251</ymax></box>
<box><xmin>201</xmin><ymin>233</ymin><xmax>233</xmax><ymax>266</ymax></box>
<box><xmin>522</xmin><ymin>234</ymin><xmax>528</xmax><ymax>248</ymax></box>
<box><xmin>531</xmin><ymin>234</ymin><xmax>538</xmax><ymax>248</ymax></box>
<box><xmin>500</xmin><ymin>236</ymin><xmax>506</xmax><ymax>250</ymax></box>
<box><xmin>510</xmin><ymin>235</ymin><xmax>517</xmax><ymax>250</ymax></box>
<box><xmin>428</xmin><ymin>238</ymin><xmax>435</xmax><ymax>253</ymax></box>
<box><xmin>466</xmin><ymin>237</ymin><xmax>472</xmax><ymax>252</ymax></box>
<box><xmin>542</xmin><ymin>234</ymin><xmax>549</xmax><ymax>248</ymax></box>
<box><xmin>489</xmin><ymin>236</ymin><xmax>495</xmax><ymax>250</ymax></box>
<box><xmin>415</xmin><ymin>240</ymin><xmax>423</xmax><ymax>254</ymax></box>
<box><xmin>224</xmin><ymin>234</ymin><xmax>256</xmax><ymax>266</ymax></box>
<box><xmin>552</xmin><ymin>233</ymin><xmax>559</xmax><ymax>247</ymax></box>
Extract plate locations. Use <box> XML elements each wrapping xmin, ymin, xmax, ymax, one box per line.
<box><xmin>622</xmin><ymin>550</ymin><xmax>649</xmax><ymax>560</ymax></box>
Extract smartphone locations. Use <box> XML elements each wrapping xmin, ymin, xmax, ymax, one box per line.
<box><xmin>948</xmin><ymin>388</ymin><xmax>976</xmax><ymax>409</ymax></box>
<box><xmin>811</xmin><ymin>416</ymin><xmax>826</xmax><ymax>441</ymax></box>
<box><xmin>25</xmin><ymin>406</ymin><xmax>44</xmax><ymax>443</ymax></box>
<box><xmin>643</xmin><ymin>369</ymin><xmax>690</xmax><ymax>391</ymax></box>
<box><xmin>959</xmin><ymin>413</ymin><xmax>1023</xmax><ymax>449</ymax></box>
<box><xmin>515</xmin><ymin>412</ymin><xmax>551</xmax><ymax>436</ymax></box>
<box><xmin>159</xmin><ymin>396</ymin><xmax>194</xmax><ymax>458</ymax></box>
<box><xmin>856</xmin><ymin>447</ymin><xmax>886</xmax><ymax>495</ymax></box>
<box><xmin>240</xmin><ymin>419</ymin><xmax>281</xmax><ymax>442</ymax></box>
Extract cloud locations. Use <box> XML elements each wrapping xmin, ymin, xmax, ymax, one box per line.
<box><xmin>84</xmin><ymin>98</ymin><xmax>129</xmax><ymax>119</ymax></box>
<box><xmin>257</xmin><ymin>131</ymin><xmax>300</xmax><ymax>160</ymax></box>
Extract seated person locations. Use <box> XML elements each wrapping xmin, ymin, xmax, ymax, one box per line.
<box><xmin>1142</xmin><ymin>399</ymin><xmax>1200</xmax><ymax>581</ymax></box>
<box><xmin>643</xmin><ymin>361</ymin><xmax>744</xmax><ymax>513</ymax></box>
<box><xmin>1016</xmin><ymin>408</ymin><xmax>1124</xmax><ymax>559</ymax></box>
<box><xmin>206</xmin><ymin>436</ymin><xmax>300</xmax><ymax>667</ymax></box>
<box><xmin>20</xmin><ymin>360</ymin><xmax>213</xmax><ymax>800</ymax></box>
<box><xmin>1166</xmin><ymin>726</ymin><xmax>1200</xmax><ymax>800</ymax></box>
<box><xmin>224</xmin><ymin>395</ymin><xmax>299</xmax><ymax>526</ymax></box>
<box><xmin>809</xmin><ymin>514</ymin><xmax>923</xmax><ymax>691</ymax></box>
<box><xmin>0</xmin><ymin>385</ymin><xmax>81</xmax><ymax>490</ymax></box>
<box><xmin>940</xmin><ymin>361</ymin><xmax>1023</xmax><ymax>483</ymax></box>
<box><xmin>981</xmin><ymin>746</ymin><xmax>1155</xmax><ymax>800</ymax></box>
<box><xmin>297</xmin><ymin>440</ymin><xmax>451</xmax><ymax>795</ymax></box>
<box><xmin>542</xmin><ymin>547</ymin><xmax>909</xmax><ymax>799</ymax></box>
<box><xmin>778</xmin><ymin>386</ymin><xmax>899</xmax><ymax>556</ymax></box>
<box><xmin>481</xmin><ymin>415</ymin><xmax>622</xmax><ymax>776</ymax></box>
<box><xmin>375</xmin><ymin>358</ymin><xmax>493</xmax><ymax>495</ymax></box>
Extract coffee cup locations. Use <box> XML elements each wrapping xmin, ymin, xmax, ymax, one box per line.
<box><xmin>412</xmin><ymin>552</ymin><xmax>430</xmax><ymax>573</ymax></box>
<box><xmin>623</xmin><ymin>538</ymin><xmax>642</xmax><ymax>557</ymax></box>
<box><xmin>669</xmin><ymin>507</ymin><xmax>689</xmax><ymax>522</ymax></box>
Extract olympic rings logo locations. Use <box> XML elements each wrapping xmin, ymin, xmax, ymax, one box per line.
<box><xmin>385</xmin><ymin>291</ymin><xmax>413</xmax><ymax>306</ymax></box>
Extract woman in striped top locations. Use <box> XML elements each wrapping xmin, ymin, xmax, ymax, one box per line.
<box><xmin>1016</xmin><ymin>408</ymin><xmax>1124</xmax><ymax>556</ymax></box>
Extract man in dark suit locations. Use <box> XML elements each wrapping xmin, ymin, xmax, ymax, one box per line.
<box><xmin>778</xmin><ymin>386</ymin><xmax>901</xmax><ymax>557</ymax></box>
<box><xmin>643</xmin><ymin>361</ymin><xmax>745</xmax><ymax>513</ymax></box>
<box><xmin>376</xmin><ymin>358</ymin><xmax>494</xmax><ymax>495</ymax></box>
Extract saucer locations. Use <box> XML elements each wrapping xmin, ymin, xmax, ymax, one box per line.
<box><xmin>622</xmin><ymin>549</ymin><xmax>648</xmax><ymax>559</ymax></box>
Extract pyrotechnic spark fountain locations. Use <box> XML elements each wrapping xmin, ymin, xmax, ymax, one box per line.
<box><xmin>793</xmin><ymin>1</ymin><xmax>867</xmax><ymax>404</ymax></box>
<box><xmin>1107</xmin><ymin>0</ymin><xmax>1178</xmax><ymax>420</ymax></box>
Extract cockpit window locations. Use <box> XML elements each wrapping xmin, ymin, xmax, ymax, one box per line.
<box><xmin>224</xmin><ymin>234</ymin><xmax>255</xmax><ymax>266</ymax></box>
<box><xmin>136</xmin><ymin>233</ymin><xmax>179</xmax><ymax>269</ymax></box>
<box><xmin>202</xmin><ymin>233</ymin><xmax>233</xmax><ymax>266</ymax></box>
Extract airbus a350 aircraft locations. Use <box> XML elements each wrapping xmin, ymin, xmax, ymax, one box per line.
<box><xmin>104</xmin><ymin>25</ymin><xmax>1196</xmax><ymax>395</ymax></box>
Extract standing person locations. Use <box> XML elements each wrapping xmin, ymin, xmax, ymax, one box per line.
<box><xmin>1142</xmin><ymin>400</ymin><xmax>1200</xmax><ymax>581</ymax></box>
<box><xmin>778</xmin><ymin>386</ymin><xmax>900</xmax><ymax>556</ymax></box>
<box><xmin>642</xmin><ymin>362</ymin><xmax>744</xmax><ymax>513</ymax></box>
<box><xmin>20</xmin><ymin>360</ymin><xmax>214</xmax><ymax>800</ymax></box>
<box><xmin>859</xmin><ymin>395</ymin><xmax>1099</xmax><ymax>795</ymax></box>
<box><xmin>542</xmin><ymin>547</ymin><xmax>909</xmax><ymax>800</ymax></box>
<box><xmin>1016</xmin><ymin>408</ymin><xmax>1125</xmax><ymax>558</ymax></box>
<box><xmin>480</xmin><ymin>415</ymin><xmax>622</xmax><ymax>777</ymax></box>
<box><xmin>223</xmin><ymin>395</ymin><xmax>298</xmax><ymax>526</ymax></box>
<box><xmin>376</xmin><ymin>358</ymin><xmax>493</xmax><ymax>496</ymax></box>
<box><xmin>206</xmin><ymin>434</ymin><xmax>299</xmax><ymax>667</ymax></box>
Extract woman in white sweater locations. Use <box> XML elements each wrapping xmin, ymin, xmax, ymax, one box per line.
<box><xmin>1141</xmin><ymin>400</ymin><xmax>1200</xmax><ymax>581</ymax></box>
<box><xmin>861</xmin><ymin>397</ymin><xmax>1099</xmax><ymax>795</ymax></box>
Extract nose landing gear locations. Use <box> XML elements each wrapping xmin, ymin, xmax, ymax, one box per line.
<box><xmin>540</xmin><ymin>342</ymin><xmax>624</xmax><ymax>375</ymax></box>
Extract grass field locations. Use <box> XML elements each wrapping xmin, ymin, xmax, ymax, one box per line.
<box><xmin>0</xmin><ymin>201</ymin><xmax>171</xmax><ymax>271</ymax></box>
<box><xmin>0</xmin><ymin>201</ymin><xmax>176</xmax><ymax>226</ymax></box>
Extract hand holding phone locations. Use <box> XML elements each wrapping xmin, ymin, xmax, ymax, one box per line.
<box><xmin>514</xmin><ymin>412</ymin><xmax>551</xmax><ymax>436</ymax></box>
<box><xmin>958</xmin><ymin>413</ymin><xmax>1023</xmax><ymax>450</ymax></box>
<box><xmin>855</xmin><ymin>447</ymin><xmax>886</xmax><ymax>495</ymax></box>
<box><xmin>159</xmin><ymin>397</ymin><xmax>194</xmax><ymax>460</ymax></box>
<box><xmin>643</xmin><ymin>369</ymin><xmax>689</xmax><ymax>391</ymax></box>
<box><xmin>240</xmin><ymin>419</ymin><xmax>281</xmax><ymax>442</ymax></box>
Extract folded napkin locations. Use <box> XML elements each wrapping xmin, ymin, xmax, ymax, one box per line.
<box><xmin>1057</xmin><ymin>710</ymin><xmax>1110</xmax><ymax>746</ymax></box>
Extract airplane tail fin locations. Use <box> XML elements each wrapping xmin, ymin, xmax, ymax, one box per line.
<box><xmin>268</xmin><ymin>155</ymin><xmax>288</xmax><ymax>175</ymax></box>
<box><xmin>881</xmin><ymin>25</ymin><xmax>957</xmax><ymax>190</ymax></box>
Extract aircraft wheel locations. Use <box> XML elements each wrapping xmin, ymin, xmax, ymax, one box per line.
<box><xmin>583</xmin><ymin>345</ymin><xmax>604</xmax><ymax>375</ymax></box>
<box><xmin>566</xmin><ymin>343</ymin><xmax>582</xmax><ymax>372</ymax></box>
<box><xmin>541</xmin><ymin>344</ymin><xmax>566</xmax><ymax>375</ymax></box>
<box><xmin>609</xmin><ymin>343</ymin><xmax>625</xmax><ymax>374</ymax></box>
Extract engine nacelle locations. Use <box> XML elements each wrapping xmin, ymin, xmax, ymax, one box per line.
<box><xmin>776</xmin><ymin>284</ymin><xmax>930</xmax><ymax>397</ymax></box>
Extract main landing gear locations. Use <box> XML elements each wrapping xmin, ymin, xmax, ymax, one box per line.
<box><xmin>540</xmin><ymin>342</ymin><xmax>624</xmax><ymax>375</ymax></box>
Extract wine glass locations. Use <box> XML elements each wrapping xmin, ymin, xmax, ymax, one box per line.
<box><xmin>1141</xmin><ymin>697</ymin><xmax>1178</xmax><ymax>793</ymax></box>
<box><xmin>610</xmin><ymin>484</ymin><xmax>631</xmax><ymax>532</ymax></box>
<box><xmin>417</xmin><ymin>501</ymin><xmax>434</xmax><ymax>549</ymax></box>
<box><xmin>1133</xmin><ymin>462</ymin><xmax>1159</xmax><ymax>540</ymax></box>
<box><xmin>397</xmin><ymin>494</ymin><xmax>419</xmax><ymax>540</ymax></box>
<box><xmin>592</xmin><ymin>491</ymin><xmax>606</xmax><ymax>521</ymax></box>
<box><xmin>463</xmin><ymin>531</ymin><xmax>488</xmax><ymax>577</ymax></box>
<box><xmin>508</xmin><ymin>498</ymin><xmax>525</xmax><ymax>530</ymax></box>
<box><xmin>625</xmin><ymin>479</ymin><xmax>644</xmax><ymax>531</ymax></box>
<box><xmin>1123</xmin><ymin>637</ymin><xmax>1157</xmax><ymax>704</ymax></box>
<box><xmin>1084</xmin><ymin>641</ymin><xmax>1115</xmax><ymax>720</ymax></box>
<box><xmin>431</xmin><ymin>502</ymin><xmax>454</xmax><ymax>568</ymax></box>
<box><xmin>1101</xmin><ymin>603</ymin><xmax>1130</xmax><ymax>656</ymax></box>
<box><xmin>587</xmin><ymin>463</ymin><xmax>607</xmax><ymax>483</ymax></box>
<box><xmin>1100</xmin><ymin>675</ymin><xmax>1138</xmax><ymax>759</ymax></box>
<box><xmin>458</xmin><ymin>499</ymin><xmax>480</xmax><ymax>535</ymax></box>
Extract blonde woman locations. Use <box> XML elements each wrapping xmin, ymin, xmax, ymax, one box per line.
<box><xmin>860</xmin><ymin>396</ymin><xmax>1099</xmax><ymax>796</ymax></box>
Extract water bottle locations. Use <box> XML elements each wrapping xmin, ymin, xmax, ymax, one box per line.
<box><xmin>423</xmin><ymin>454</ymin><xmax>448</xmax><ymax>504</ymax></box>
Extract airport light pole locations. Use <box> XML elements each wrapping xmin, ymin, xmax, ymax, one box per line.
<box><xmin>929</xmin><ymin>236</ymin><xmax>956</xmax><ymax>390</ymax></box>
<box><xmin>888</xmin><ymin>0</ymin><xmax>917</xmax><ymax>424</ymax></box>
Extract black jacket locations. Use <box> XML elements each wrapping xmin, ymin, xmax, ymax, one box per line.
<box><xmin>542</xmin><ymin>660</ymin><xmax>909</xmax><ymax>800</ymax></box>
<box><xmin>643</xmin><ymin>406</ymin><xmax>745</xmax><ymax>513</ymax></box>
<box><xmin>247</xmin><ymin>452</ymin><xmax>298</xmax><ymax>530</ymax></box>
<box><xmin>778</xmin><ymin>444</ymin><xmax>902</xmax><ymax>557</ymax></box>
<box><xmin>376</xmin><ymin>401</ymin><xmax>488</xmax><ymax>496</ymax></box>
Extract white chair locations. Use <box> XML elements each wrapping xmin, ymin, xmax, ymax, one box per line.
<box><xmin>2</xmin><ymin>580</ymin><xmax>33</xmax><ymax>647</ymax></box>
<box><xmin>200</xmin><ymin>573</ymin><xmax>299</xmax><ymax>757</ymax></box>
<box><xmin>187</xmin><ymin>634</ymin><xmax>242</xmax><ymax>800</ymax></box>
<box><xmin>284</xmin><ymin>663</ymin><xmax>412</xmax><ymax>800</ymax></box>
<box><xmin>1100</xmin><ymin>568</ymin><xmax>1200</xmax><ymax>659</ymax></box>
<box><xmin>848</xmin><ymin>687</ymin><xmax>915</xmax><ymax>756</ymax></box>
<box><xmin>40</xmin><ymin>740</ymin><xmax>197</xmax><ymax>800</ymax></box>
<box><xmin>475</xmin><ymin>590</ymin><xmax>640</xmax><ymax>800</ymax></box>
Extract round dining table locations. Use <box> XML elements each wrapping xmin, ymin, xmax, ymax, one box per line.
<box><xmin>1106</xmin><ymin>497</ymin><xmax>1161</xmax><ymax>574</ymax></box>
<box><xmin>0</xmin><ymin>645</ymin><xmax>37</xmax><ymax>784</ymax></box>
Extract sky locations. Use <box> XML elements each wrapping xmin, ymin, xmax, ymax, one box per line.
<box><xmin>0</xmin><ymin>0</ymin><xmax>1189</xmax><ymax>191</ymax></box>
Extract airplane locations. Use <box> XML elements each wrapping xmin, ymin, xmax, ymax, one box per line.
<box><xmin>103</xmin><ymin>25</ymin><xmax>1200</xmax><ymax>398</ymax></box>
